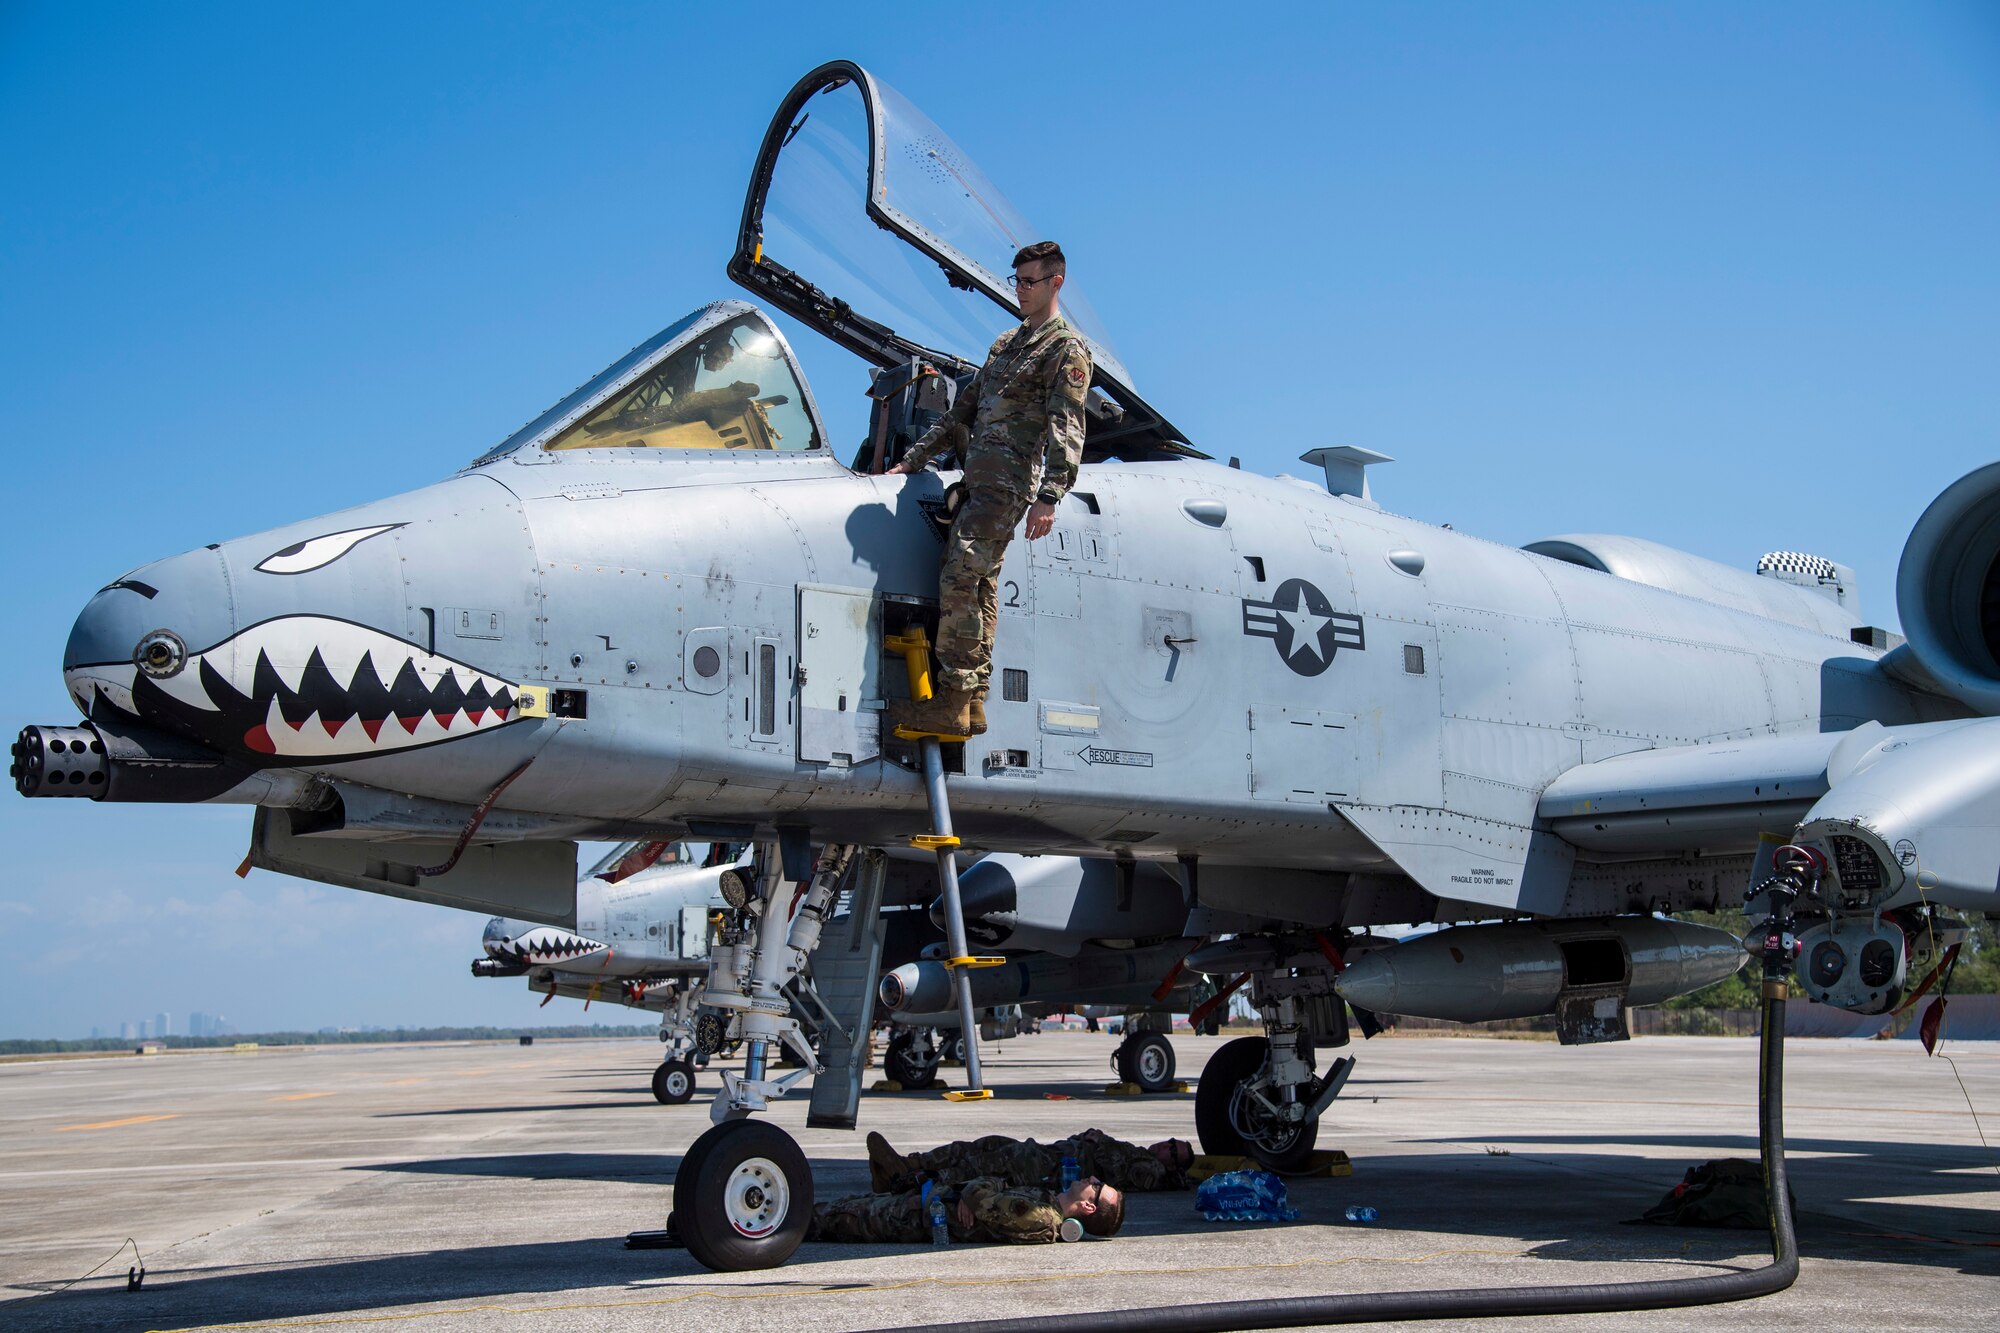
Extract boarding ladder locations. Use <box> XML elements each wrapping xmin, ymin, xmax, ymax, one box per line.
<box><xmin>885</xmin><ymin>628</ymin><xmax>1002</xmax><ymax>1101</ymax></box>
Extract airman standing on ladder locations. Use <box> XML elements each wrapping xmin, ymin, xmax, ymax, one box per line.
<box><xmin>886</xmin><ymin>240</ymin><xmax>1092</xmax><ymax>736</ymax></box>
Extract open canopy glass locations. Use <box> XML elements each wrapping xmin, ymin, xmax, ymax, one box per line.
<box><xmin>731</xmin><ymin>60</ymin><xmax>1195</xmax><ymax>459</ymax></box>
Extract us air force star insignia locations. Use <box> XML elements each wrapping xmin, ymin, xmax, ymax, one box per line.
<box><xmin>1241</xmin><ymin>578</ymin><xmax>1365</xmax><ymax>677</ymax></box>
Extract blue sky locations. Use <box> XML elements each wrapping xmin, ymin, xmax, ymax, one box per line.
<box><xmin>2</xmin><ymin>3</ymin><xmax>1995</xmax><ymax>1037</ymax></box>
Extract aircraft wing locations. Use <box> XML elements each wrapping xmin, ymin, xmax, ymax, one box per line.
<box><xmin>1335</xmin><ymin>718</ymin><xmax>1999</xmax><ymax>918</ymax></box>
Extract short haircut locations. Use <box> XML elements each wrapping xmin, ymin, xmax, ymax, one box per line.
<box><xmin>1013</xmin><ymin>241</ymin><xmax>1065</xmax><ymax>275</ymax></box>
<box><xmin>1080</xmin><ymin>1186</ymin><xmax>1124</xmax><ymax>1237</ymax></box>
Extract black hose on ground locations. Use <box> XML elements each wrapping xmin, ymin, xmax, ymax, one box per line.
<box><xmin>869</xmin><ymin>984</ymin><xmax>1799</xmax><ymax>1333</ymax></box>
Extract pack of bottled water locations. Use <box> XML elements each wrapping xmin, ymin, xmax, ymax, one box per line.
<box><xmin>1195</xmin><ymin>1169</ymin><xmax>1299</xmax><ymax>1222</ymax></box>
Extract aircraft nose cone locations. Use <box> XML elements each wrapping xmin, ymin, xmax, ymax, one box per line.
<box><xmin>62</xmin><ymin>547</ymin><xmax>234</xmax><ymax>720</ymax></box>
<box><xmin>482</xmin><ymin>917</ymin><xmax>515</xmax><ymax>956</ymax></box>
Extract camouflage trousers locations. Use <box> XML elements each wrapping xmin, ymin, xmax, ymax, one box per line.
<box><xmin>810</xmin><ymin>1190</ymin><xmax>929</xmax><ymax>1243</ymax></box>
<box><xmin>935</xmin><ymin>446</ymin><xmax>1037</xmax><ymax>694</ymax></box>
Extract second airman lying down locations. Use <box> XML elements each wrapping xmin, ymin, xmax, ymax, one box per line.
<box><xmin>810</xmin><ymin>1174</ymin><xmax>1123</xmax><ymax>1245</ymax></box>
<box><xmin>866</xmin><ymin>1127</ymin><xmax>1193</xmax><ymax>1194</ymax></box>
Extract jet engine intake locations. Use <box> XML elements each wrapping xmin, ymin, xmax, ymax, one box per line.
<box><xmin>1894</xmin><ymin>461</ymin><xmax>2000</xmax><ymax>715</ymax></box>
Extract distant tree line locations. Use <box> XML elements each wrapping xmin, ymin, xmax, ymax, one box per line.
<box><xmin>0</xmin><ymin>1024</ymin><xmax>657</xmax><ymax>1055</ymax></box>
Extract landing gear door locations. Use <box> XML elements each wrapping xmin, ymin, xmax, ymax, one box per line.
<box><xmin>797</xmin><ymin>585</ymin><xmax>881</xmax><ymax>766</ymax></box>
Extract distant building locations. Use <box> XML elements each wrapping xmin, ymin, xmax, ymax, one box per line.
<box><xmin>119</xmin><ymin>1021</ymin><xmax>135</xmax><ymax>1040</ymax></box>
<box><xmin>137</xmin><ymin>1020</ymin><xmax>150</xmax><ymax>1039</ymax></box>
<box><xmin>189</xmin><ymin>1012</ymin><xmax>210</xmax><ymax>1037</ymax></box>
<box><xmin>155</xmin><ymin>1011</ymin><xmax>172</xmax><ymax>1038</ymax></box>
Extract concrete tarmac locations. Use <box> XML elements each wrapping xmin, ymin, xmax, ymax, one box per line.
<box><xmin>1</xmin><ymin>1031</ymin><xmax>1995</xmax><ymax>1331</ymax></box>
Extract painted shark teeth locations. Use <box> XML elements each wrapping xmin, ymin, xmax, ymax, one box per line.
<box><xmin>72</xmin><ymin>615</ymin><xmax>531</xmax><ymax>761</ymax></box>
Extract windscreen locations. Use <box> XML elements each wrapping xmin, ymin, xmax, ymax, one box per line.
<box><xmin>544</xmin><ymin>312</ymin><xmax>820</xmax><ymax>453</ymax></box>
<box><xmin>764</xmin><ymin>80</ymin><xmax>1009</xmax><ymax>367</ymax></box>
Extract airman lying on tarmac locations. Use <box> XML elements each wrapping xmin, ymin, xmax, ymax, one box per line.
<box><xmin>809</xmin><ymin>1174</ymin><xmax>1123</xmax><ymax>1244</ymax></box>
<box><xmin>866</xmin><ymin>1127</ymin><xmax>1194</xmax><ymax>1194</ymax></box>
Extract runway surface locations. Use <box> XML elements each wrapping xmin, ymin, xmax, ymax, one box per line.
<box><xmin>2</xmin><ymin>1031</ymin><xmax>1995</xmax><ymax>1331</ymax></box>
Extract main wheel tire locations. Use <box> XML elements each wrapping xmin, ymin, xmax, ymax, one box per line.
<box><xmin>884</xmin><ymin>1033</ymin><xmax>939</xmax><ymax>1089</ymax></box>
<box><xmin>1196</xmin><ymin>1036</ymin><xmax>1321</xmax><ymax>1173</ymax></box>
<box><xmin>943</xmin><ymin>1032</ymin><xmax>968</xmax><ymax>1066</ymax></box>
<box><xmin>1194</xmin><ymin>1035</ymin><xmax>1266</xmax><ymax>1157</ymax></box>
<box><xmin>673</xmin><ymin>1120</ymin><xmax>813</xmax><ymax>1271</ymax></box>
<box><xmin>1125</xmin><ymin>1031</ymin><xmax>1176</xmax><ymax>1092</ymax></box>
<box><xmin>652</xmin><ymin>1059</ymin><xmax>695</xmax><ymax>1105</ymax></box>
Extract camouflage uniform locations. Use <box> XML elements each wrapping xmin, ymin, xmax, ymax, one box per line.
<box><xmin>809</xmin><ymin>1176</ymin><xmax>1064</xmax><ymax>1244</ymax></box>
<box><xmin>900</xmin><ymin>1129</ymin><xmax>1187</xmax><ymax>1193</ymax></box>
<box><xmin>900</xmin><ymin>315</ymin><xmax>1091</xmax><ymax>693</ymax></box>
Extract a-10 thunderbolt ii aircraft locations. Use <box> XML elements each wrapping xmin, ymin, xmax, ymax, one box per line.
<box><xmin>12</xmin><ymin>58</ymin><xmax>2000</xmax><ymax>1270</ymax></box>
<box><xmin>478</xmin><ymin>838</ymin><xmax>1205</xmax><ymax>1101</ymax></box>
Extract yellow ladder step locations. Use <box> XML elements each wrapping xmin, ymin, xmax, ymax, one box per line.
<box><xmin>943</xmin><ymin>955</ymin><xmax>1005</xmax><ymax>969</ymax></box>
<box><xmin>909</xmin><ymin>833</ymin><xmax>961</xmax><ymax>850</ymax></box>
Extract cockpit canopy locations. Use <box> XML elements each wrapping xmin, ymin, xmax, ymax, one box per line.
<box><xmin>472</xmin><ymin>61</ymin><xmax>1197</xmax><ymax>469</ymax></box>
<box><xmin>730</xmin><ymin>60</ymin><xmax>1199</xmax><ymax>462</ymax></box>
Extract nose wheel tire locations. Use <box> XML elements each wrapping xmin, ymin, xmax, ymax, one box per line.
<box><xmin>1114</xmin><ymin>1031</ymin><xmax>1177</xmax><ymax>1092</ymax></box>
<box><xmin>673</xmin><ymin>1120</ymin><xmax>813</xmax><ymax>1271</ymax></box>
<box><xmin>652</xmin><ymin>1058</ymin><xmax>695</xmax><ymax>1105</ymax></box>
<box><xmin>1193</xmin><ymin>1035</ymin><xmax>1321</xmax><ymax>1171</ymax></box>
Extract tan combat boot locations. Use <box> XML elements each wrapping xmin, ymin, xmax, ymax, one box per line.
<box><xmin>889</xmin><ymin>686</ymin><xmax>975</xmax><ymax>738</ymax></box>
<box><xmin>967</xmin><ymin>687</ymin><xmax>988</xmax><ymax>736</ymax></box>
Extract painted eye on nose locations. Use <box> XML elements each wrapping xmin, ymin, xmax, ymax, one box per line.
<box><xmin>255</xmin><ymin>524</ymin><xmax>403</xmax><ymax>575</ymax></box>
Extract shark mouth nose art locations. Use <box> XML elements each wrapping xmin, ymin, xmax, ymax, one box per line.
<box><xmin>486</xmin><ymin>926</ymin><xmax>608</xmax><ymax>966</ymax></box>
<box><xmin>66</xmin><ymin>615</ymin><xmax>532</xmax><ymax>761</ymax></box>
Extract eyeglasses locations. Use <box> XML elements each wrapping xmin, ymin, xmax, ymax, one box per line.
<box><xmin>1009</xmin><ymin>272</ymin><xmax>1057</xmax><ymax>289</ymax></box>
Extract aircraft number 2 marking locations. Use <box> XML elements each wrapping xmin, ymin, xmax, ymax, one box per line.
<box><xmin>1003</xmin><ymin>581</ymin><xmax>1022</xmax><ymax>608</ymax></box>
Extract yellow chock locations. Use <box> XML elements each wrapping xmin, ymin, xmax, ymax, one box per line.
<box><xmin>943</xmin><ymin>1089</ymin><xmax>995</xmax><ymax>1101</ymax></box>
<box><xmin>870</xmin><ymin>1079</ymin><xmax>905</xmax><ymax>1092</ymax></box>
<box><xmin>909</xmin><ymin>833</ymin><xmax>962</xmax><ymax>850</ymax></box>
<box><xmin>943</xmin><ymin>955</ymin><xmax>1005</xmax><ymax>969</ymax></box>
<box><xmin>1105</xmin><ymin>1079</ymin><xmax>1191</xmax><ymax>1095</ymax></box>
<box><xmin>1186</xmin><ymin>1150</ymin><xmax>1352</xmax><ymax>1182</ymax></box>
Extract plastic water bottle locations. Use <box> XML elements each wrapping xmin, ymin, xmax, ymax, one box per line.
<box><xmin>925</xmin><ymin>1182</ymin><xmax>950</xmax><ymax>1247</ymax></box>
<box><xmin>1060</xmin><ymin>1155</ymin><xmax>1081</xmax><ymax>1191</ymax></box>
<box><xmin>1344</xmin><ymin>1205</ymin><xmax>1379</xmax><ymax>1223</ymax></box>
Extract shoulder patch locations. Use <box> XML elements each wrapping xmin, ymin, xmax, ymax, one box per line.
<box><xmin>1066</xmin><ymin>363</ymin><xmax>1087</xmax><ymax>386</ymax></box>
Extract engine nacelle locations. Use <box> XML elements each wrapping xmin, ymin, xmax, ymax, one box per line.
<box><xmin>1895</xmin><ymin>461</ymin><xmax>2000</xmax><ymax>715</ymax></box>
<box><xmin>1791</xmin><ymin>716</ymin><xmax>2000</xmax><ymax>913</ymax></box>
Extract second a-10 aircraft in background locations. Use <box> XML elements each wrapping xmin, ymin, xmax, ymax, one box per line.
<box><xmin>14</xmin><ymin>58</ymin><xmax>1999</xmax><ymax>1272</ymax></box>
<box><xmin>475</xmin><ymin>840</ymin><xmax>1204</xmax><ymax>1102</ymax></box>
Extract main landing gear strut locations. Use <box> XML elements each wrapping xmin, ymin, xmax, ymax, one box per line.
<box><xmin>1186</xmin><ymin>934</ymin><xmax>1357</xmax><ymax>1173</ymax></box>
